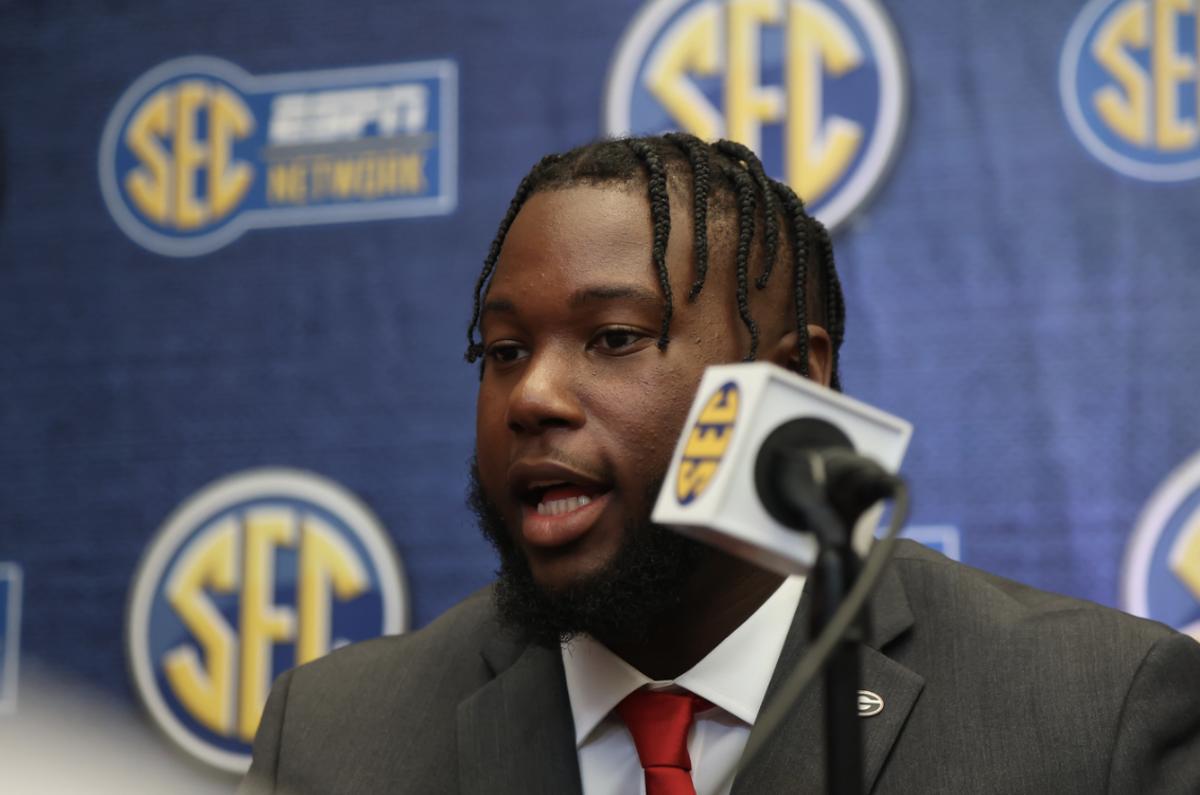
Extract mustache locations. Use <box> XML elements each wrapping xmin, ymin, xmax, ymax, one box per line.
<box><xmin>502</xmin><ymin>447</ymin><xmax>613</xmax><ymax>486</ymax></box>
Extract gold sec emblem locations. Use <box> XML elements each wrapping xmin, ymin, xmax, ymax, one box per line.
<box><xmin>676</xmin><ymin>381</ymin><xmax>740</xmax><ymax>505</ymax></box>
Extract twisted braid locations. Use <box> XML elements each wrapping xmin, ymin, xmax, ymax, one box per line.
<box><xmin>664</xmin><ymin>132</ymin><xmax>712</xmax><ymax>301</ymax></box>
<box><xmin>813</xmin><ymin>219</ymin><xmax>845</xmax><ymax>390</ymax></box>
<box><xmin>627</xmin><ymin>140</ymin><xmax>674</xmax><ymax>349</ymax></box>
<box><xmin>713</xmin><ymin>139</ymin><xmax>779</xmax><ymax>290</ymax></box>
<box><xmin>465</xmin><ymin>153</ymin><xmax>561</xmax><ymax>362</ymax></box>
<box><xmin>773</xmin><ymin>181</ymin><xmax>811</xmax><ymax>378</ymax></box>
<box><xmin>724</xmin><ymin>161</ymin><xmax>760</xmax><ymax>362</ymax></box>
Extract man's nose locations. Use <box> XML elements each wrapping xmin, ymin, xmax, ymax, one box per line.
<box><xmin>505</xmin><ymin>350</ymin><xmax>585</xmax><ymax>434</ymax></box>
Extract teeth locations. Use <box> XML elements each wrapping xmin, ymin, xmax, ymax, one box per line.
<box><xmin>536</xmin><ymin>494</ymin><xmax>592</xmax><ymax>516</ymax></box>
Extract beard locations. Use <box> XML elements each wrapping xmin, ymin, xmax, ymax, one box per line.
<box><xmin>467</xmin><ymin>459</ymin><xmax>708</xmax><ymax>648</ymax></box>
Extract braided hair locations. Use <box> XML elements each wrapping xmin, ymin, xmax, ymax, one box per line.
<box><xmin>464</xmin><ymin>134</ymin><xmax>846</xmax><ymax>391</ymax></box>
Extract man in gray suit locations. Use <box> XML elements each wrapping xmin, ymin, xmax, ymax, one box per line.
<box><xmin>242</xmin><ymin>136</ymin><xmax>1200</xmax><ymax>794</ymax></box>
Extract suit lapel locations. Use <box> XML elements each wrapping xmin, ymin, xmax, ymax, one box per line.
<box><xmin>457</xmin><ymin>634</ymin><xmax>582</xmax><ymax>795</ymax></box>
<box><xmin>732</xmin><ymin>561</ymin><xmax>925</xmax><ymax>794</ymax></box>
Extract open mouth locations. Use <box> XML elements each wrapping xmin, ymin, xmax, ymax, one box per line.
<box><xmin>523</xmin><ymin>483</ymin><xmax>608</xmax><ymax>516</ymax></box>
<box><xmin>508</xmin><ymin>460</ymin><xmax>615</xmax><ymax>547</ymax></box>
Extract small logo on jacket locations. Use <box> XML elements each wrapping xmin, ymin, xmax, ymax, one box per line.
<box><xmin>605</xmin><ymin>0</ymin><xmax>908</xmax><ymax>230</ymax></box>
<box><xmin>676</xmin><ymin>381</ymin><xmax>740</xmax><ymax>505</ymax></box>
<box><xmin>1122</xmin><ymin>451</ymin><xmax>1200</xmax><ymax>640</ymax></box>
<box><xmin>99</xmin><ymin>56</ymin><xmax>457</xmax><ymax>256</ymax></box>
<box><xmin>126</xmin><ymin>468</ymin><xmax>408</xmax><ymax>772</ymax></box>
<box><xmin>857</xmin><ymin>689</ymin><xmax>883</xmax><ymax>717</ymax></box>
<box><xmin>1060</xmin><ymin>0</ymin><xmax>1200</xmax><ymax>181</ymax></box>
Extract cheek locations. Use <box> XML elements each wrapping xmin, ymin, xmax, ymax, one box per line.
<box><xmin>474</xmin><ymin>386</ymin><xmax>510</xmax><ymax>473</ymax></box>
<box><xmin>584</xmin><ymin>364</ymin><xmax>706</xmax><ymax>480</ymax></box>
<box><xmin>637</xmin><ymin>351</ymin><xmax>729</xmax><ymax>459</ymax></box>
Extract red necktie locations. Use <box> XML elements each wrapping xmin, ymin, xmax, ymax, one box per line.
<box><xmin>616</xmin><ymin>688</ymin><xmax>713</xmax><ymax>795</ymax></box>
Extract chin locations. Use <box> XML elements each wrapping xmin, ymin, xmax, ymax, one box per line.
<box><xmin>469</xmin><ymin>459</ymin><xmax>700</xmax><ymax>644</ymax></box>
<box><xmin>521</xmin><ymin>536</ymin><xmax>624</xmax><ymax>593</ymax></box>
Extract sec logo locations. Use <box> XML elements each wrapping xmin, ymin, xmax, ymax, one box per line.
<box><xmin>1061</xmin><ymin>0</ymin><xmax>1200</xmax><ymax>181</ymax></box>
<box><xmin>126</xmin><ymin>468</ymin><xmax>408</xmax><ymax>772</ymax></box>
<box><xmin>1121</xmin><ymin>451</ymin><xmax>1200</xmax><ymax>640</ymax></box>
<box><xmin>676</xmin><ymin>381</ymin><xmax>740</xmax><ymax>505</ymax></box>
<box><xmin>99</xmin><ymin>56</ymin><xmax>457</xmax><ymax>256</ymax></box>
<box><xmin>605</xmin><ymin>0</ymin><xmax>908</xmax><ymax>230</ymax></box>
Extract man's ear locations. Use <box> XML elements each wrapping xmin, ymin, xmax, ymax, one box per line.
<box><xmin>765</xmin><ymin>325</ymin><xmax>833</xmax><ymax>387</ymax></box>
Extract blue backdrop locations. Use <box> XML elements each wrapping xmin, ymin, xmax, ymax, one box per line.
<box><xmin>3</xmin><ymin>0</ymin><xmax>1199</xmax><ymax>786</ymax></box>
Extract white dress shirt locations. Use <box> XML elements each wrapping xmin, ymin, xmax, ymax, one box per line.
<box><xmin>560</xmin><ymin>575</ymin><xmax>805</xmax><ymax>795</ymax></box>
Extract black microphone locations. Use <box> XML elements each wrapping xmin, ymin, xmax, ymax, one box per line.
<box><xmin>654</xmin><ymin>362</ymin><xmax>911</xmax><ymax>576</ymax></box>
<box><xmin>754</xmin><ymin>417</ymin><xmax>901</xmax><ymax>540</ymax></box>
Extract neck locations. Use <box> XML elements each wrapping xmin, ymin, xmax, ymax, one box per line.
<box><xmin>598</xmin><ymin>551</ymin><xmax>785</xmax><ymax>680</ymax></box>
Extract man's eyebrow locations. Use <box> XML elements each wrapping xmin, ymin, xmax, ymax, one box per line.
<box><xmin>567</xmin><ymin>285</ymin><xmax>661</xmax><ymax>309</ymax></box>
<box><xmin>480</xmin><ymin>297</ymin><xmax>516</xmax><ymax>317</ymax></box>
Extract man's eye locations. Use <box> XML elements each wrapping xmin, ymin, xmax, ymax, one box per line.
<box><xmin>592</xmin><ymin>329</ymin><xmax>648</xmax><ymax>353</ymax></box>
<box><xmin>485</xmin><ymin>343</ymin><xmax>527</xmax><ymax>364</ymax></box>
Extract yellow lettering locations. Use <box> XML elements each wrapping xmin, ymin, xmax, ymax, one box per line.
<box><xmin>1094</xmin><ymin>0</ymin><xmax>1152</xmax><ymax>146</ymax></box>
<box><xmin>684</xmin><ymin>424</ymin><xmax>734</xmax><ymax>459</ymax></box>
<box><xmin>726</xmin><ymin>0</ymin><xmax>785</xmax><ymax>153</ymax></box>
<box><xmin>268</xmin><ymin>151</ymin><xmax>426</xmax><ymax>204</ymax></box>
<box><xmin>172</xmin><ymin>81</ymin><xmax>210</xmax><ymax>230</ymax></box>
<box><xmin>396</xmin><ymin>152</ymin><xmax>427</xmax><ymax>193</ymax></box>
<box><xmin>332</xmin><ymin>157</ymin><xmax>359</xmax><ymax>198</ymax></box>
<box><xmin>311</xmin><ymin>157</ymin><xmax>332</xmax><ymax>199</ymax></box>
<box><xmin>698</xmin><ymin>387</ymin><xmax>739</xmax><ymax>425</ymax></box>
<box><xmin>162</xmin><ymin>518</ymin><xmax>238</xmax><ymax>735</ymax></box>
<box><xmin>378</xmin><ymin>155</ymin><xmax>398</xmax><ymax>197</ymax></box>
<box><xmin>267</xmin><ymin>161</ymin><xmax>308</xmax><ymax>205</ymax></box>
<box><xmin>1153</xmin><ymin>0</ymin><xmax>1198</xmax><ymax>150</ymax></box>
<box><xmin>364</xmin><ymin>156</ymin><xmax>381</xmax><ymax>198</ymax></box>
<box><xmin>296</xmin><ymin>515</ymin><xmax>370</xmax><ymax>665</ymax></box>
<box><xmin>237</xmin><ymin>508</ymin><xmax>296</xmax><ymax>742</ymax></box>
<box><xmin>208</xmin><ymin>86</ymin><xmax>255</xmax><ymax>218</ymax></box>
<box><xmin>645</xmin><ymin>1</ymin><xmax>724</xmax><ymax>140</ymax></box>
<box><xmin>787</xmin><ymin>0</ymin><xmax>864</xmax><ymax>203</ymax></box>
<box><xmin>677</xmin><ymin>459</ymin><xmax>720</xmax><ymax>501</ymax></box>
<box><xmin>124</xmin><ymin>81</ymin><xmax>254</xmax><ymax>227</ymax></box>
<box><xmin>124</xmin><ymin>88</ymin><xmax>173</xmax><ymax>225</ymax></box>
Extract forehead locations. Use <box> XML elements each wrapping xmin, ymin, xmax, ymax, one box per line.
<box><xmin>480</xmin><ymin>181</ymin><xmax>761</xmax><ymax>348</ymax></box>
<box><xmin>488</xmin><ymin>185</ymin><xmax>658</xmax><ymax>294</ymax></box>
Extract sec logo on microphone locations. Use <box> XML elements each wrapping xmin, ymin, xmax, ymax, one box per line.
<box><xmin>1060</xmin><ymin>0</ymin><xmax>1200</xmax><ymax>181</ymax></box>
<box><xmin>1121</xmin><ymin>451</ymin><xmax>1200</xmax><ymax>640</ymax></box>
<box><xmin>676</xmin><ymin>381</ymin><xmax>740</xmax><ymax>505</ymax></box>
<box><xmin>605</xmin><ymin>0</ymin><xmax>908</xmax><ymax>231</ymax></box>
<box><xmin>126</xmin><ymin>468</ymin><xmax>409</xmax><ymax>772</ymax></box>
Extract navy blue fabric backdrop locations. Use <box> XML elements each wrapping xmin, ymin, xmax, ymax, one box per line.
<box><xmin>2</xmin><ymin>0</ymin><xmax>1199</xmax><ymax>786</ymax></box>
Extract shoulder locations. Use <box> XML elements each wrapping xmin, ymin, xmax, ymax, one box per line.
<box><xmin>878</xmin><ymin>540</ymin><xmax>1198</xmax><ymax>717</ymax></box>
<box><xmin>887</xmin><ymin>538</ymin><xmax>1181</xmax><ymax>657</ymax></box>
<box><xmin>243</xmin><ymin>587</ymin><xmax>506</xmax><ymax>793</ymax></box>
<box><xmin>874</xmin><ymin>541</ymin><xmax>1200</xmax><ymax>791</ymax></box>
<box><xmin>288</xmin><ymin>583</ymin><xmax>500</xmax><ymax>690</ymax></box>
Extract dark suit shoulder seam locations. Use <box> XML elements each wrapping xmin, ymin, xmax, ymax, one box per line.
<box><xmin>888</xmin><ymin>554</ymin><xmax>1096</xmax><ymax>612</ymax></box>
<box><xmin>272</xmin><ymin>667</ymin><xmax>294</xmax><ymax>789</ymax></box>
<box><xmin>1102</xmin><ymin>633</ymin><xmax>1163</xmax><ymax>794</ymax></box>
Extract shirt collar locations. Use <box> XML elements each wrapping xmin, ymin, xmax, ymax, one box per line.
<box><xmin>560</xmin><ymin>575</ymin><xmax>805</xmax><ymax>747</ymax></box>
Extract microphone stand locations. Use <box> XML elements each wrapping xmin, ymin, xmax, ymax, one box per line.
<box><xmin>809</xmin><ymin>503</ymin><xmax>866</xmax><ymax>795</ymax></box>
<box><xmin>770</xmin><ymin>451</ymin><xmax>870</xmax><ymax>795</ymax></box>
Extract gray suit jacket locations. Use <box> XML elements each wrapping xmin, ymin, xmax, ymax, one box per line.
<box><xmin>240</xmin><ymin>541</ymin><xmax>1200</xmax><ymax>793</ymax></box>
